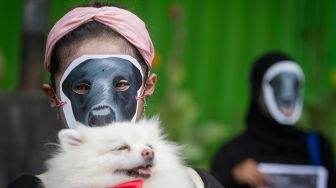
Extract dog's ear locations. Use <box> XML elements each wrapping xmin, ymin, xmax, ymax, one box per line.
<box><xmin>58</xmin><ymin>129</ymin><xmax>82</xmax><ymax>150</ymax></box>
<box><xmin>139</xmin><ymin>117</ymin><xmax>163</xmax><ymax>138</ymax></box>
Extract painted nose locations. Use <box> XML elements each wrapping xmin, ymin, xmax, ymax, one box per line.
<box><xmin>141</xmin><ymin>149</ymin><xmax>154</xmax><ymax>161</ymax></box>
<box><xmin>88</xmin><ymin>106</ymin><xmax>115</xmax><ymax>127</ymax></box>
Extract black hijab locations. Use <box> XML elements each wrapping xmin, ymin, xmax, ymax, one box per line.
<box><xmin>246</xmin><ymin>52</ymin><xmax>306</xmax><ymax>150</ymax></box>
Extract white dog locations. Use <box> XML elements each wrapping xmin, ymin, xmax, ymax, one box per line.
<box><xmin>41</xmin><ymin>118</ymin><xmax>195</xmax><ymax>188</ymax></box>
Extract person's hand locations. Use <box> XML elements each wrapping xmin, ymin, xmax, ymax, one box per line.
<box><xmin>232</xmin><ymin>158</ymin><xmax>269</xmax><ymax>188</ymax></box>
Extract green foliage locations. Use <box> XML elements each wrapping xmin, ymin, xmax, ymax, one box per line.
<box><xmin>0</xmin><ymin>0</ymin><xmax>21</xmax><ymax>90</ymax></box>
<box><xmin>154</xmin><ymin>62</ymin><xmax>230</xmax><ymax>169</ymax></box>
<box><xmin>146</xmin><ymin>47</ymin><xmax>242</xmax><ymax>169</ymax></box>
<box><xmin>300</xmin><ymin>89</ymin><xmax>336</xmax><ymax>158</ymax></box>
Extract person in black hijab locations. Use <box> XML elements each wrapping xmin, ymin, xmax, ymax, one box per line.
<box><xmin>210</xmin><ymin>52</ymin><xmax>335</xmax><ymax>188</ymax></box>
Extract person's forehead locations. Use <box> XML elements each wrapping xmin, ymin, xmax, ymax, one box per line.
<box><xmin>61</xmin><ymin>55</ymin><xmax>144</xmax><ymax>85</ymax></box>
<box><xmin>61</xmin><ymin>38</ymin><xmax>135</xmax><ymax>74</ymax></box>
<box><xmin>272</xmin><ymin>72</ymin><xmax>297</xmax><ymax>79</ymax></box>
<box><xmin>263</xmin><ymin>61</ymin><xmax>304</xmax><ymax>83</ymax></box>
<box><xmin>71</xmin><ymin>58</ymin><xmax>136</xmax><ymax>77</ymax></box>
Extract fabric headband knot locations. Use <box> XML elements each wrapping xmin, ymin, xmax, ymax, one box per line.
<box><xmin>44</xmin><ymin>6</ymin><xmax>154</xmax><ymax>71</ymax></box>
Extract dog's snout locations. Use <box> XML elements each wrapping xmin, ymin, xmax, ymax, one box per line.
<box><xmin>141</xmin><ymin>149</ymin><xmax>154</xmax><ymax>161</ymax></box>
<box><xmin>88</xmin><ymin>106</ymin><xmax>115</xmax><ymax>127</ymax></box>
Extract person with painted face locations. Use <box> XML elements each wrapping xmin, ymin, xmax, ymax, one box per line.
<box><xmin>8</xmin><ymin>3</ymin><xmax>224</xmax><ymax>188</ymax></box>
<box><xmin>43</xmin><ymin>6</ymin><xmax>156</xmax><ymax>129</ymax></box>
<box><xmin>210</xmin><ymin>52</ymin><xmax>335</xmax><ymax>188</ymax></box>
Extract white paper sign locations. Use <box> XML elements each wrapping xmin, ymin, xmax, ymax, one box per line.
<box><xmin>258</xmin><ymin>163</ymin><xmax>328</xmax><ymax>188</ymax></box>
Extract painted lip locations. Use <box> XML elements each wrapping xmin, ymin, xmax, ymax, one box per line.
<box><xmin>88</xmin><ymin>105</ymin><xmax>116</xmax><ymax>127</ymax></box>
<box><xmin>281</xmin><ymin>106</ymin><xmax>293</xmax><ymax>116</ymax></box>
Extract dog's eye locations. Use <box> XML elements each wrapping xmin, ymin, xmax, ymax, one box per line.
<box><xmin>116</xmin><ymin>145</ymin><xmax>130</xmax><ymax>151</ymax></box>
<box><xmin>147</xmin><ymin>144</ymin><xmax>153</xmax><ymax>149</ymax></box>
<box><xmin>115</xmin><ymin>80</ymin><xmax>130</xmax><ymax>91</ymax></box>
<box><xmin>73</xmin><ymin>83</ymin><xmax>90</xmax><ymax>95</ymax></box>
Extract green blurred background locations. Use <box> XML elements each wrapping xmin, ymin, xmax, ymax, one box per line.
<box><xmin>0</xmin><ymin>0</ymin><xmax>336</xmax><ymax>169</ymax></box>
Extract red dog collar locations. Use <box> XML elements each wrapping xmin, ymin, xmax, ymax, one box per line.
<box><xmin>111</xmin><ymin>179</ymin><xmax>144</xmax><ymax>188</ymax></box>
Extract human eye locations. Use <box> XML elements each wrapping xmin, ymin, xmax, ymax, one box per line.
<box><xmin>73</xmin><ymin>81</ymin><xmax>91</xmax><ymax>95</ymax></box>
<box><xmin>114</xmin><ymin>80</ymin><xmax>130</xmax><ymax>91</ymax></box>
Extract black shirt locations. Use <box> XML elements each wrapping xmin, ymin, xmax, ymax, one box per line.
<box><xmin>7</xmin><ymin>175</ymin><xmax>44</xmax><ymax>188</ymax></box>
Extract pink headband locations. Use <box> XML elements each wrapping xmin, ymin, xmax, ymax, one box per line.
<box><xmin>44</xmin><ymin>6</ymin><xmax>154</xmax><ymax>71</ymax></box>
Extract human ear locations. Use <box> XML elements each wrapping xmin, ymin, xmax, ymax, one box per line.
<box><xmin>144</xmin><ymin>73</ymin><xmax>157</xmax><ymax>96</ymax></box>
<box><xmin>42</xmin><ymin>83</ymin><xmax>58</xmax><ymax>108</ymax></box>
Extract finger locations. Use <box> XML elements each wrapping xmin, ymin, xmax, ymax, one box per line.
<box><xmin>244</xmin><ymin>173</ymin><xmax>262</xmax><ymax>187</ymax></box>
<box><xmin>248</xmin><ymin>171</ymin><xmax>269</xmax><ymax>187</ymax></box>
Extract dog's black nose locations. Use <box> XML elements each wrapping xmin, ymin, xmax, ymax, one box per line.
<box><xmin>88</xmin><ymin>106</ymin><xmax>115</xmax><ymax>127</ymax></box>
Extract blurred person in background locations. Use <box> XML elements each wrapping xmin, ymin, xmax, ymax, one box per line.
<box><xmin>210</xmin><ymin>52</ymin><xmax>335</xmax><ymax>188</ymax></box>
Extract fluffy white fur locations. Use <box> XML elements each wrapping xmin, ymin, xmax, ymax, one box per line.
<box><xmin>42</xmin><ymin>118</ymin><xmax>194</xmax><ymax>188</ymax></box>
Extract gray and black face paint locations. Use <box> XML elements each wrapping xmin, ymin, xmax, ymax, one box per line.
<box><xmin>60</xmin><ymin>55</ymin><xmax>144</xmax><ymax>128</ymax></box>
<box><xmin>262</xmin><ymin>61</ymin><xmax>304</xmax><ymax>125</ymax></box>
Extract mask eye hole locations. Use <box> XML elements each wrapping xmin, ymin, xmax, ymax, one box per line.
<box><xmin>73</xmin><ymin>83</ymin><xmax>90</xmax><ymax>95</ymax></box>
<box><xmin>115</xmin><ymin>80</ymin><xmax>130</xmax><ymax>91</ymax></box>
